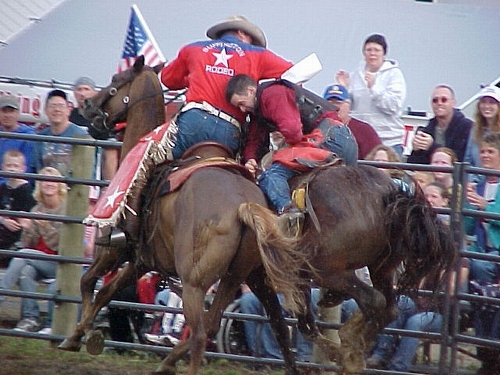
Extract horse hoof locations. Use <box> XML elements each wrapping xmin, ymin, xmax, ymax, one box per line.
<box><xmin>85</xmin><ymin>330</ymin><xmax>104</xmax><ymax>355</ymax></box>
<box><xmin>58</xmin><ymin>338</ymin><xmax>82</xmax><ymax>352</ymax></box>
<box><xmin>342</xmin><ymin>351</ymin><xmax>366</xmax><ymax>374</ymax></box>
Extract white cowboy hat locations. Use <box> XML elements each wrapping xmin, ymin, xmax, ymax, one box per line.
<box><xmin>206</xmin><ymin>15</ymin><xmax>267</xmax><ymax>48</ymax></box>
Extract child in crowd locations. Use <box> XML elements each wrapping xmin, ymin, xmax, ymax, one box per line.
<box><xmin>0</xmin><ymin>150</ymin><xmax>36</xmax><ymax>264</ymax></box>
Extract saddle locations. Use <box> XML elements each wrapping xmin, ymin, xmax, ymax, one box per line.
<box><xmin>289</xmin><ymin>157</ymin><xmax>345</xmax><ymax>233</ymax></box>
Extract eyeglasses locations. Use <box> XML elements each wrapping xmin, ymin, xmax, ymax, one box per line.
<box><xmin>47</xmin><ymin>103</ymin><xmax>67</xmax><ymax>109</ymax></box>
<box><xmin>432</xmin><ymin>96</ymin><xmax>450</xmax><ymax>104</ymax></box>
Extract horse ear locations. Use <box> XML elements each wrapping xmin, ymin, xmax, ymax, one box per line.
<box><xmin>133</xmin><ymin>56</ymin><xmax>146</xmax><ymax>71</ymax></box>
<box><xmin>153</xmin><ymin>62</ymin><xmax>165</xmax><ymax>74</ymax></box>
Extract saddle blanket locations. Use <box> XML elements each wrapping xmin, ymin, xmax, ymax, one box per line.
<box><xmin>85</xmin><ymin>123</ymin><xmax>172</xmax><ymax>227</ymax></box>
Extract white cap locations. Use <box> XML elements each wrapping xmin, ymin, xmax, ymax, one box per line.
<box><xmin>479</xmin><ymin>85</ymin><xmax>500</xmax><ymax>103</ymax></box>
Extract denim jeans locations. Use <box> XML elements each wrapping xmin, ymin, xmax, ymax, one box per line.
<box><xmin>239</xmin><ymin>289</ymin><xmax>319</xmax><ymax>361</ymax></box>
<box><xmin>258</xmin><ymin>121</ymin><xmax>358</xmax><ymax>212</ymax></box>
<box><xmin>316</xmin><ymin>119</ymin><xmax>358</xmax><ymax>166</ymax></box>
<box><xmin>371</xmin><ymin>296</ymin><xmax>442</xmax><ymax>372</ymax></box>
<box><xmin>0</xmin><ymin>249</ymin><xmax>57</xmax><ymax>320</ymax></box>
<box><xmin>171</xmin><ymin>109</ymin><xmax>240</xmax><ymax>160</ymax></box>
<box><xmin>258</xmin><ymin>162</ymin><xmax>299</xmax><ymax>212</ymax></box>
<box><xmin>470</xmin><ymin>250</ymin><xmax>499</xmax><ymax>283</ymax></box>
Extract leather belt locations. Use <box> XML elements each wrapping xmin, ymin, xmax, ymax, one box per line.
<box><xmin>181</xmin><ymin>101</ymin><xmax>241</xmax><ymax>131</ymax></box>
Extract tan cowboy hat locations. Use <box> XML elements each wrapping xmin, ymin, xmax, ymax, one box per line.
<box><xmin>206</xmin><ymin>15</ymin><xmax>267</xmax><ymax>48</ymax></box>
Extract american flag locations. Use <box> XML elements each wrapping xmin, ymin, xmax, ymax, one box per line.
<box><xmin>118</xmin><ymin>5</ymin><xmax>165</xmax><ymax>73</ymax></box>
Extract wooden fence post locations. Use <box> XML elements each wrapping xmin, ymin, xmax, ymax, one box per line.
<box><xmin>50</xmin><ymin>139</ymin><xmax>94</xmax><ymax>346</ymax></box>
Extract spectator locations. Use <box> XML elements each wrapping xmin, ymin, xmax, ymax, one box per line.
<box><xmin>69</xmin><ymin>77</ymin><xmax>98</xmax><ymax>128</ymax></box>
<box><xmin>464</xmin><ymin>85</ymin><xmax>500</xmax><ymax>170</ymax></box>
<box><xmin>70</xmin><ymin>76</ymin><xmax>119</xmax><ymax>181</ymax></box>
<box><xmin>365</xmin><ymin>144</ymin><xmax>413</xmax><ymax>193</ymax></box>
<box><xmin>239</xmin><ymin>284</ymin><xmax>319</xmax><ymax>362</ymax></box>
<box><xmin>0</xmin><ymin>166</ymin><xmax>67</xmax><ymax>332</ymax></box>
<box><xmin>464</xmin><ymin>132</ymin><xmax>500</xmax><ymax>374</ymax></box>
<box><xmin>104</xmin><ymin>272</ymin><xmax>163</xmax><ymax>353</ymax></box>
<box><xmin>32</xmin><ymin>90</ymin><xmax>90</xmax><ymax>177</ymax></box>
<box><xmin>0</xmin><ymin>150</ymin><xmax>36</xmax><ymax>264</ymax></box>
<box><xmin>336</xmin><ymin>34</ymin><xmax>406</xmax><ymax>154</ymax></box>
<box><xmin>407</xmin><ymin>85</ymin><xmax>473</xmax><ymax>164</ymax></box>
<box><xmin>411</xmin><ymin>171</ymin><xmax>434</xmax><ymax>191</ymax></box>
<box><xmin>323</xmin><ymin>83</ymin><xmax>381</xmax><ymax>159</ymax></box>
<box><xmin>424</xmin><ymin>180</ymin><xmax>451</xmax><ymax>225</ymax></box>
<box><xmin>0</xmin><ymin>94</ymin><xmax>36</xmax><ymax>176</ymax></box>
<box><xmin>225</xmin><ymin>74</ymin><xmax>357</xmax><ymax>218</ymax></box>
<box><xmin>103</xmin><ymin>15</ymin><xmax>294</xmax><ymax>248</ymax></box>
<box><xmin>430</xmin><ymin>147</ymin><xmax>457</xmax><ymax>192</ymax></box>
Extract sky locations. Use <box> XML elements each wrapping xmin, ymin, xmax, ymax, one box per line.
<box><xmin>0</xmin><ymin>0</ymin><xmax>499</xmax><ymax>114</ymax></box>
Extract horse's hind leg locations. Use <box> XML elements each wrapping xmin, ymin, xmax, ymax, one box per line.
<box><xmin>59</xmin><ymin>246</ymin><xmax>132</xmax><ymax>352</ymax></box>
<box><xmin>247</xmin><ymin>269</ymin><xmax>301</xmax><ymax>375</ymax></box>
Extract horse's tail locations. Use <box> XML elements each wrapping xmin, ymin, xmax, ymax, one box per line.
<box><xmin>384</xmin><ymin>187</ymin><xmax>456</xmax><ymax>296</ymax></box>
<box><xmin>238</xmin><ymin>202</ymin><xmax>308</xmax><ymax>314</ymax></box>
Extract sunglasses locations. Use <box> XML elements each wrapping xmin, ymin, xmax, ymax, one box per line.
<box><xmin>432</xmin><ymin>96</ymin><xmax>450</xmax><ymax>104</ymax></box>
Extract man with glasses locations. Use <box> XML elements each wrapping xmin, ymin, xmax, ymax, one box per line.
<box><xmin>407</xmin><ymin>84</ymin><xmax>473</xmax><ymax>164</ymax></box>
<box><xmin>32</xmin><ymin>90</ymin><xmax>89</xmax><ymax>176</ymax></box>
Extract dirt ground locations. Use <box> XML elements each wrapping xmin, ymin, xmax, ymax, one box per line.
<box><xmin>0</xmin><ymin>292</ymin><xmax>482</xmax><ymax>375</ymax></box>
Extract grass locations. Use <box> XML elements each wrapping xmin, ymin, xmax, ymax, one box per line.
<box><xmin>0</xmin><ymin>336</ymin><xmax>282</xmax><ymax>375</ymax></box>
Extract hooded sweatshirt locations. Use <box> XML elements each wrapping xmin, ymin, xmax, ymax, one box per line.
<box><xmin>349</xmin><ymin>59</ymin><xmax>406</xmax><ymax>147</ymax></box>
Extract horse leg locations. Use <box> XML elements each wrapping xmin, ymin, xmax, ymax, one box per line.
<box><xmin>85</xmin><ymin>262</ymin><xmax>140</xmax><ymax>355</ymax></box>
<box><xmin>334</xmin><ymin>274</ymin><xmax>388</xmax><ymax>374</ymax></box>
<box><xmin>153</xmin><ymin>284</ymin><xmax>206</xmax><ymax>375</ymax></box>
<box><xmin>58</xmin><ymin>245</ymin><xmax>126</xmax><ymax>352</ymax></box>
<box><xmin>247</xmin><ymin>268</ymin><xmax>301</xmax><ymax>375</ymax></box>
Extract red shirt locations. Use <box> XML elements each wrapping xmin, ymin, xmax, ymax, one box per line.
<box><xmin>160</xmin><ymin>35</ymin><xmax>292</xmax><ymax>125</ymax></box>
<box><xmin>244</xmin><ymin>85</ymin><xmax>343</xmax><ymax>162</ymax></box>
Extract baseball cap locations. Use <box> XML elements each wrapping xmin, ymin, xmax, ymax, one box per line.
<box><xmin>74</xmin><ymin>76</ymin><xmax>96</xmax><ymax>90</ymax></box>
<box><xmin>479</xmin><ymin>85</ymin><xmax>500</xmax><ymax>103</ymax></box>
<box><xmin>0</xmin><ymin>95</ymin><xmax>20</xmax><ymax>110</ymax></box>
<box><xmin>323</xmin><ymin>84</ymin><xmax>349</xmax><ymax>101</ymax></box>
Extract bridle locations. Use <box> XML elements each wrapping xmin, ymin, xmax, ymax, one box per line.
<box><xmin>87</xmin><ymin>67</ymin><xmax>164</xmax><ymax>139</ymax></box>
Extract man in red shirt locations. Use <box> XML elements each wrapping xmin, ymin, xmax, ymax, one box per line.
<box><xmin>160</xmin><ymin>15</ymin><xmax>292</xmax><ymax>160</ymax></box>
<box><xmin>226</xmin><ymin>74</ymin><xmax>358</xmax><ymax>218</ymax></box>
<box><xmin>100</xmin><ymin>16</ymin><xmax>293</xmax><ymax>248</ymax></box>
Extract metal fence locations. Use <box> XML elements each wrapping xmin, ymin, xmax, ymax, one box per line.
<box><xmin>0</xmin><ymin>131</ymin><xmax>498</xmax><ymax>374</ymax></box>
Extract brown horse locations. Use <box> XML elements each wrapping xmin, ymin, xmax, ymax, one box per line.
<box><xmin>291</xmin><ymin>165</ymin><xmax>456</xmax><ymax>372</ymax></box>
<box><xmin>58</xmin><ymin>56</ymin><xmax>307</xmax><ymax>375</ymax></box>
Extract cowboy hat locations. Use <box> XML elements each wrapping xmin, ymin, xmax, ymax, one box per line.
<box><xmin>206</xmin><ymin>15</ymin><xmax>267</xmax><ymax>48</ymax></box>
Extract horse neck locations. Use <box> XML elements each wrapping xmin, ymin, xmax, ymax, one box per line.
<box><xmin>120</xmin><ymin>91</ymin><xmax>166</xmax><ymax>159</ymax></box>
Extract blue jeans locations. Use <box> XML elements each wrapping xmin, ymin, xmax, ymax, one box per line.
<box><xmin>258</xmin><ymin>122</ymin><xmax>357</xmax><ymax>212</ymax></box>
<box><xmin>171</xmin><ymin>109</ymin><xmax>240</xmax><ymax>160</ymax></box>
<box><xmin>316</xmin><ymin>120</ymin><xmax>358</xmax><ymax>166</ymax></box>
<box><xmin>371</xmin><ymin>296</ymin><xmax>442</xmax><ymax>372</ymax></box>
<box><xmin>469</xmin><ymin>250</ymin><xmax>499</xmax><ymax>283</ymax></box>
<box><xmin>0</xmin><ymin>249</ymin><xmax>57</xmax><ymax>320</ymax></box>
<box><xmin>239</xmin><ymin>289</ymin><xmax>319</xmax><ymax>361</ymax></box>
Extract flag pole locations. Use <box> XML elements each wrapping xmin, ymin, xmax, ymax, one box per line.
<box><xmin>131</xmin><ymin>4</ymin><xmax>166</xmax><ymax>63</ymax></box>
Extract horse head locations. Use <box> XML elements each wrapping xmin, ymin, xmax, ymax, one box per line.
<box><xmin>83</xmin><ymin>55</ymin><xmax>165</xmax><ymax>140</ymax></box>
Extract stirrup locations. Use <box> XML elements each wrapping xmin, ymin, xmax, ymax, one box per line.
<box><xmin>95</xmin><ymin>229</ymin><xmax>128</xmax><ymax>248</ymax></box>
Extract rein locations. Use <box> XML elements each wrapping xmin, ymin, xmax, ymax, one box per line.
<box><xmin>89</xmin><ymin>68</ymin><xmax>165</xmax><ymax>135</ymax></box>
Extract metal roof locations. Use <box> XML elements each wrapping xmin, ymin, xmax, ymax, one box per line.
<box><xmin>0</xmin><ymin>0</ymin><xmax>66</xmax><ymax>47</ymax></box>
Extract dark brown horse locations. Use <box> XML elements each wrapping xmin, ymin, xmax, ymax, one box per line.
<box><xmin>58</xmin><ymin>57</ymin><xmax>307</xmax><ymax>375</ymax></box>
<box><xmin>291</xmin><ymin>165</ymin><xmax>456</xmax><ymax>372</ymax></box>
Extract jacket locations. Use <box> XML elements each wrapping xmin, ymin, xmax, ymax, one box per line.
<box><xmin>407</xmin><ymin>109</ymin><xmax>473</xmax><ymax>164</ymax></box>
<box><xmin>349</xmin><ymin>59</ymin><xmax>406</xmax><ymax>147</ymax></box>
